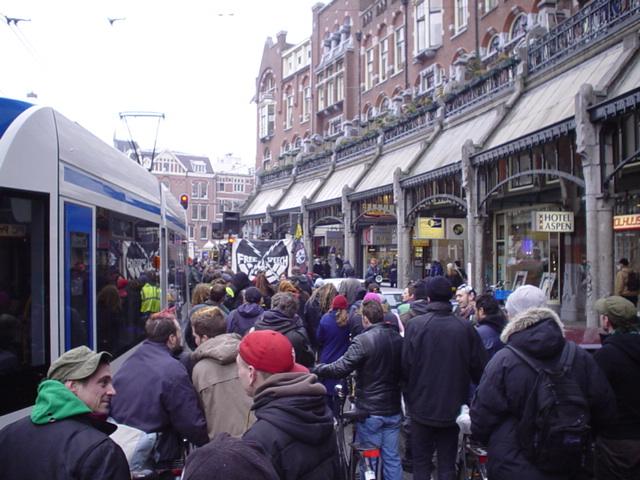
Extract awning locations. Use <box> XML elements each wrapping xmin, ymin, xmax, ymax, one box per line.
<box><xmin>609</xmin><ymin>51</ymin><xmax>640</xmax><ymax>99</ymax></box>
<box><xmin>354</xmin><ymin>142</ymin><xmax>422</xmax><ymax>193</ymax></box>
<box><xmin>312</xmin><ymin>162</ymin><xmax>368</xmax><ymax>204</ymax></box>
<box><xmin>243</xmin><ymin>186</ymin><xmax>286</xmax><ymax>216</ymax></box>
<box><xmin>277</xmin><ymin>177</ymin><xmax>324</xmax><ymax>210</ymax></box>
<box><xmin>409</xmin><ymin>108</ymin><xmax>498</xmax><ymax>177</ymax></box>
<box><xmin>485</xmin><ymin>42</ymin><xmax>624</xmax><ymax>150</ymax></box>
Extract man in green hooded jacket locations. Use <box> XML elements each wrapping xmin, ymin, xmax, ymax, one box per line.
<box><xmin>0</xmin><ymin>346</ymin><xmax>130</xmax><ymax>479</ymax></box>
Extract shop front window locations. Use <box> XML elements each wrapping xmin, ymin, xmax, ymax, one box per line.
<box><xmin>496</xmin><ymin>207</ymin><xmax>562</xmax><ymax>302</ymax></box>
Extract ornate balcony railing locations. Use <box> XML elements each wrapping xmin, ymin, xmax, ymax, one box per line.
<box><xmin>382</xmin><ymin>106</ymin><xmax>439</xmax><ymax>144</ymax></box>
<box><xmin>444</xmin><ymin>58</ymin><xmax>518</xmax><ymax>117</ymax></box>
<box><xmin>528</xmin><ymin>0</ymin><xmax>640</xmax><ymax>74</ymax></box>
<box><xmin>296</xmin><ymin>151</ymin><xmax>333</xmax><ymax>174</ymax></box>
<box><xmin>260</xmin><ymin>164</ymin><xmax>294</xmax><ymax>184</ymax></box>
<box><xmin>335</xmin><ymin>133</ymin><xmax>379</xmax><ymax>163</ymax></box>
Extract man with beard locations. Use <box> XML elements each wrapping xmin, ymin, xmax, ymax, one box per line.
<box><xmin>0</xmin><ymin>346</ymin><xmax>129</xmax><ymax>479</ymax></box>
<box><xmin>473</xmin><ymin>294</ymin><xmax>506</xmax><ymax>360</ymax></box>
<box><xmin>238</xmin><ymin>329</ymin><xmax>338</xmax><ymax>479</ymax></box>
<box><xmin>111</xmin><ymin>311</ymin><xmax>208</xmax><ymax>470</ymax></box>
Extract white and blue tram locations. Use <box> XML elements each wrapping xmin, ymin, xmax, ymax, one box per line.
<box><xmin>0</xmin><ymin>98</ymin><xmax>188</xmax><ymax>426</ymax></box>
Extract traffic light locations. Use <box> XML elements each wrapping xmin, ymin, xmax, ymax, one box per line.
<box><xmin>179</xmin><ymin>194</ymin><xmax>189</xmax><ymax>210</ymax></box>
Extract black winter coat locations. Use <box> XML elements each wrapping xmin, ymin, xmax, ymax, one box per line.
<box><xmin>254</xmin><ymin>310</ymin><xmax>315</xmax><ymax>367</ymax></box>
<box><xmin>402</xmin><ymin>301</ymin><xmax>487</xmax><ymax>427</ymax></box>
<box><xmin>303</xmin><ymin>296</ymin><xmax>323</xmax><ymax>350</ymax></box>
<box><xmin>0</xmin><ymin>414</ymin><xmax>130</xmax><ymax>480</ymax></box>
<box><xmin>243</xmin><ymin>373</ymin><xmax>337</xmax><ymax>480</ymax></box>
<box><xmin>594</xmin><ymin>331</ymin><xmax>640</xmax><ymax>439</ymax></box>
<box><xmin>471</xmin><ymin>308</ymin><xmax>616</xmax><ymax>480</ymax></box>
<box><xmin>315</xmin><ymin>323</ymin><xmax>403</xmax><ymax>416</ymax></box>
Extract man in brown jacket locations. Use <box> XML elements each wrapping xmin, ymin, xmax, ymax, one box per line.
<box><xmin>191</xmin><ymin>306</ymin><xmax>253</xmax><ymax>438</ymax></box>
<box><xmin>615</xmin><ymin>258</ymin><xmax>639</xmax><ymax>306</ymax></box>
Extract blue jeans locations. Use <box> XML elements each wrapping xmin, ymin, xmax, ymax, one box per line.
<box><xmin>356</xmin><ymin>413</ymin><xmax>402</xmax><ymax>480</ymax></box>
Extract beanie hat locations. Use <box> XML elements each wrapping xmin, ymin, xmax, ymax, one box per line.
<box><xmin>425</xmin><ymin>276</ymin><xmax>453</xmax><ymax>301</ymax></box>
<box><xmin>243</xmin><ymin>287</ymin><xmax>262</xmax><ymax>304</ymax></box>
<box><xmin>363</xmin><ymin>292</ymin><xmax>382</xmax><ymax>304</ymax></box>
<box><xmin>331</xmin><ymin>294</ymin><xmax>348</xmax><ymax>310</ymax></box>
<box><xmin>314</xmin><ymin>278</ymin><xmax>326</xmax><ymax>289</ymax></box>
<box><xmin>183</xmin><ymin>433</ymin><xmax>279</xmax><ymax>480</ymax></box>
<box><xmin>239</xmin><ymin>330</ymin><xmax>308</xmax><ymax>374</ymax></box>
<box><xmin>505</xmin><ymin>285</ymin><xmax>546</xmax><ymax>318</ymax></box>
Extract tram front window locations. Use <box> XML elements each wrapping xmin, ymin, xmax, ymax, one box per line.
<box><xmin>0</xmin><ymin>189</ymin><xmax>49</xmax><ymax>416</ymax></box>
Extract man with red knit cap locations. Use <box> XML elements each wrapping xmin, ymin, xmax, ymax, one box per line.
<box><xmin>237</xmin><ymin>329</ymin><xmax>338</xmax><ymax>479</ymax></box>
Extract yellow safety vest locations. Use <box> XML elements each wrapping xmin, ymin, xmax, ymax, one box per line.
<box><xmin>141</xmin><ymin>283</ymin><xmax>161</xmax><ymax>313</ymax></box>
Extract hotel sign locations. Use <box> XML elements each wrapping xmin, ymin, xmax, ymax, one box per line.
<box><xmin>534</xmin><ymin>211</ymin><xmax>574</xmax><ymax>232</ymax></box>
<box><xmin>417</xmin><ymin>217</ymin><xmax>445</xmax><ymax>239</ymax></box>
<box><xmin>613</xmin><ymin>214</ymin><xmax>640</xmax><ymax>231</ymax></box>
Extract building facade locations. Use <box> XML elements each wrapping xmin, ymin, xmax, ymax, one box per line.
<box><xmin>244</xmin><ymin>0</ymin><xmax>640</xmax><ymax>329</ymax></box>
<box><xmin>114</xmin><ymin>145</ymin><xmax>255</xmax><ymax>254</ymax></box>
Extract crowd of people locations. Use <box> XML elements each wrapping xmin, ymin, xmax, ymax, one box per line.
<box><xmin>0</xmin><ymin>258</ymin><xmax>639</xmax><ymax>480</ymax></box>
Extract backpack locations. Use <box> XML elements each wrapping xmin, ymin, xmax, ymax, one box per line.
<box><xmin>627</xmin><ymin>270</ymin><xmax>640</xmax><ymax>291</ymax></box>
<box><xmin>507</xmin><ymin>342</ymin><xmax>591</xmax><ymax>474</ymax></box>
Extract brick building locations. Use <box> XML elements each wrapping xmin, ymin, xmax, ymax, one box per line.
<box><xmin>114</xmin><ymin>142</ymin><xmax>254</xmax><ymax>254</ymax></box>
<box><xmin>244</xmin><ymin>0</ymin><xmax>640</xmax><ymax>329</ymax></box>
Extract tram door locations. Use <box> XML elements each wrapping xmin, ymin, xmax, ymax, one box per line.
<box><xmin>64</xmin><ymin>203</ymin><xmax>93</xmax><ymax>350</ymax></box>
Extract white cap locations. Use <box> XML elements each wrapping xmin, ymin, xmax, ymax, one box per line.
<box><xmin>505</xmin><ymin>285</ymin><xmax>546</xmax><ymax>318</ymax></box>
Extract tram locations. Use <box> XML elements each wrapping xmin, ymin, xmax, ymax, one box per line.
<box><xmin>0</xmin><ymin>98</ymin><xmax>188</xmax><ymax>426</ymax></box>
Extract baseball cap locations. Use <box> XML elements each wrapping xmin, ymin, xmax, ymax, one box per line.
<box><xmin>239</xmin><ymin>330</ymin><xmax>308</xmax><ymax>374</ymax></box>
<box><xmin>47</xmin><ymin>346</ymin><xmax>112</xmax><ymax>381</ymax></box>
<box><xmin>594</xmin><ymin>296</ymin><xmax>637</xmax><ymax>321</ymax></box>
<box><xmin>505</xmin><ymin>285</ymin><xmax>546</xmax><ymax>318</ymax></box>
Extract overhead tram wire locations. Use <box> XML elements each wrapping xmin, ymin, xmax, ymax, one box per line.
<box><xmin>118</xmin><ymin>111</ymin><xmax>165</xmax><ymax>172</ymax></box>
<box><xmin>1</xmin><ymin>13</ymin><xmax>40</xmax><ymax>63</ymax></box>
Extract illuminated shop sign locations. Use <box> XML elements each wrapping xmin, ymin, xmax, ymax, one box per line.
<box><xmin>613</xmin><ymin>214</ymin><xmax>640</xmax><ymax>231</ymax></box>
<box><xmin>417</xmin><ymin>217</ymin><xmax>445</xmax><ymax>239</ymax></box>
<box><xmin>533</xmin><ymin>211</ymin><xmax>574</xmax><ymax>233</ymax></box>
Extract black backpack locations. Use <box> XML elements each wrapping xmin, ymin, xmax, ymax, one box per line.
<box><xmin>627</xmin><ymin>270</ymin><xmax>640</xmax><ymax>291</ymax></box>
<box><xmin>507</xmin><ymin>342</ymin><xmax>591</xmax><ymax>474</ymax></box>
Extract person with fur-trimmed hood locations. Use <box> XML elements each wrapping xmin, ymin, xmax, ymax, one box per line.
<box><xmin>471</xmin><ymin>285</ymin><xmax>615</xmax><ymax>480</ymax></box>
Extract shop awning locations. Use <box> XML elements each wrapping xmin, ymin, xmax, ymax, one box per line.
<box><xmin>243</xmin><ymin>186</ymin><xmax>286</xmax><ymax>216</ymax></box>
<box><xmin>409</xmin><ymin>108</ymin><xmax>499</xmax><ymax>177</ymax></box>
<box><xmin>485</xmin><ymin>42</ymin><xmax>625</xmax><ymax>150</ymax></box>
<box><xmin>312</xmin><ymin>162</ymin><xmax>369</xmax><ymax>204</ymax></box>
<box><xmin>610</xmin><ymin>51</ymin><xmax>640</xmax><ymax>99</ymax></box>
<box><xmin>276</xmin><ymin>177</ymin><xmax>324</xmax><ymax>211</ymax></box>
<box><xmin>354</xmin><ymin>142</ymin><xmax>423</xmax><ymax>194</ymax></box>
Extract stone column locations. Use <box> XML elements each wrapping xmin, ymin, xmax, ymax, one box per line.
<box><xmin>301</xmin><ymin>198</ymin><xmax>313</xmax><ymax>269</ymax></box>
<box><xmin>393</xmin><ymin>168</ymin><xmax>411</xmax><ymax>287</ymax></box>
<box><xmin>342</xmin><ymin>186</ymin><xmax>356</xmax><ymax>268</ymax></box>
<box><xmin>575</xmin><ymin>84</ymin><xmax>613</xmax><ymax>328</ymax></box>
<box><xmin>462</xmin><ymin>140</ymin><xmax>484</xmax><ymax>292</ymax></box>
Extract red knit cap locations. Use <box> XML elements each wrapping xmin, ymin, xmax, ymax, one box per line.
<box><xmin>331</xmin><ymin>294</ymin><xmax>348</xmax><ymax>310</ymax></box>
<box><xmin>239</xmin><ymin>330</ymin><xmax>308</xmax><ymax>374</ymax></box>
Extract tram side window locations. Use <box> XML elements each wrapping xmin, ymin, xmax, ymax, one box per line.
<box><xmin>96</xmin><ymin>208</ymin><xmax>159</xmax><ymax>357</ymax></box>
<box><xmin>167</xmin><ymin>230</ymin><xmax>188</xmax><ymax>308</ymax></box>
<box><xmin>0</xmin><ymin>190</ymin><xmax>49</xmax><ymax>416</ymax></box>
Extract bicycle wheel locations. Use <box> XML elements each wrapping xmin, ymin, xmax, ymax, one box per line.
<box><xmin>335</xmin><ymin>422</ymin><xmax>351</xmax><ymax>480</ymax></box>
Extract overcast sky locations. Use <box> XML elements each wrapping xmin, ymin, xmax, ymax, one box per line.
<box><xmin>1</xmin><ymin>0</ymin><xmax>320</xmax><ymax>165</ymax></box>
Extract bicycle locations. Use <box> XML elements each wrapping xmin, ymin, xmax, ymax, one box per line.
<box><xmin>334</xmin><ymin>383</ymin><xmax>383</xmax><ymax>480</ymax></box>
<box><xmin>455</xmin><ymin>406</ymin><xmax>488</xmax><ymax>480</ymax></box>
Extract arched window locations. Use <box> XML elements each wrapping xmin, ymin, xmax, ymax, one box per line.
<box><xmin>510</xmin><ymin>13</ymin><xmax>528</xmax><ymax>40</ymax></box>
<box><xmin>379</xmin><ymin>96</ymin><xmax>391</xmax><ymax>113</ymax></box>
<box><xmin>294</xmin><ymin>137</ymin><xmax>303</xmax><ymax>149</ymax></box>
<box><xmin>487</xmin><ymin>34</ymin><xmax>501</xmax><ymax>55</ymax></box>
